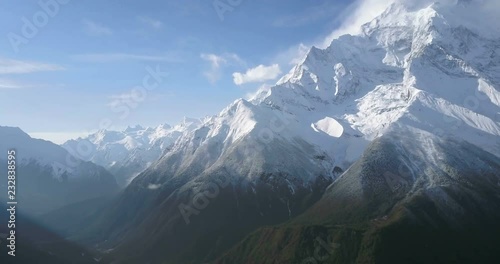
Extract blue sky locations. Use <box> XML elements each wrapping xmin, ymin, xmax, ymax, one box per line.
<box><xmin>0</xmin><ymin>0</ymin><xmax>356</xmax><ymax>143</ymax></box>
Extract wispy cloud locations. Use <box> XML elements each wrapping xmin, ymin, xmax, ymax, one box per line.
<box><xmin>200</xmin><ymin>53</ymin><xmax>244</xmax><ymax>84</ymax></box>
<box><xmin>71</xmin><ymin>53</ymin><xmax>182</xmax><ymax>63</ymax></box>
<box><xmin>138</xmin><ymin>16</ymin><xmax>163</xmax><ymax>29</ymax></box>
<box><xmin>233</xmin><ymin>64</ymin><xmax>282</xmax><ymax>85</ymax></box>
<box><xmin>265</xmin><ymin>0</ymin><xmax>388</xmax><ymax>76</ymax></box>
<box><xmin>263</xmin><ymin>0</ymin><xmax>389</xmax><ymax>76</ymax></box>
<box><xmin>0</xmin><ymin>58</ymin><xmax>65</xmax><ymax>75</ymax></box>
<box><xmin>319</xmin><ymin>0</ymin><xmax>500</xmax><ymax>48</ymax></box>
<box><xmin>0</xmin><ymin>79</ymin><xmax>25</xmax><ymax>89</ymax></box>
<box><xmin>273</xmin><ymin>43</ymin><xmax>311</xmax><ymax>67</ymax></box>
<box><xmin>82</xmin><ymin>19</ymin><xmax>113</xmax><ymax>36</ymax></box>
<box><xmin>318</xmin><ymin>0</ymin><xmax>393</xmax><ymax>48</ymax></box>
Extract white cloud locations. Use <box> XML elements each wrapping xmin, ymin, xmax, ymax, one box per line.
<box><xmin>0</xmin><ymin>58</ymin><xmax>65</xmax><ymax>75</ymax></box>
<box><xmin>71</xmin><ymin>53</ymin><xmax>182</xmax><ymax>63</ymax></box>
<box><xmin>200</xmin><ymin>53</ymin><xmax>244</xmax><ymax>84</ymax></box>
<box><xmin>138</xmin><ymin>16</ymin><xmax>163</xmax><ymax>29</ymax></box>
<box><xmin>82</xmin><ymin>19</ymin><xmax>113</xmax><ymax>36</ymax></box>
<box><xmin>233</xmin><ymin>64</ymin><xmax>282</xmax><ymax>85</ymax></box>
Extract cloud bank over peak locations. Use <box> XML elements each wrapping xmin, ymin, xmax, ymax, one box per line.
<box><xmin>319</xmin><ymin>0</ymin><xmax>500</xmax><ymax>48</ymax></box>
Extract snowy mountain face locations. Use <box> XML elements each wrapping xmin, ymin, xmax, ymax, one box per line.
<box><xmin>0</xmin><ymin>126</ymin><xmax>118</xmax><ymax>215</ymax></box>
<box><xmin>58</xmin><ymin>1</ymin><xmax>500</xmax><ymax>263</ymax></box>
<box><xmin>255</xmin><ymin>1</ymin><xmax>500</xmax><ymax>158</ymax></box>
<box><xmin>143</xmin><ymin>1</ymin><xmax>499</xmax><ymax>192</ymax></box>
<box><xmin>63</xmin><ymin>117</ymin><xmax>202</xmax><ymax>186</ymax></box>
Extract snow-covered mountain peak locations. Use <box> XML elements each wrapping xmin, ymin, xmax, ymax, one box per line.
<box><xmin>258</xmin><ymin>0</ymin><xmax>500</xmax><ymax>111</ymax></box>
<box><xmin>156</xmin><ymin>123</ymin><xmax>172</xmax><ymax>130</ymax></box>
<box><xmin>90</xmin><ymin>129</ymin><xmax>122</xmax><ymax>144</ymax></box>
<box><xmin>124</xmin><ymin>125</ymin><xmax>145</xmax><ymax>133</ymax></box>
<box><xmin>367</xmin><ymin>0</ymin><xmax>500</xmax><ymax>39</ymax></box>
<box><xmin>164</xmin><ymin>0</ymin><xmax>500</xmax><ymax>187</ymax></box>
<box><xmin>175</xmin><ymin>117</ymin><xmax>202</xmax><ymax>130</ymax></box>
<box><xmin>63</xmin><ymin>118</ymin><xmax>204</xmax><ymax>186</ymax></box>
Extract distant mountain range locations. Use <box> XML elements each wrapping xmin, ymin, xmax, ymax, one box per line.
<box><xmin>63</xmin><ymin>117</ymin><xmax>203</xmax><ymax>187</ymax></box>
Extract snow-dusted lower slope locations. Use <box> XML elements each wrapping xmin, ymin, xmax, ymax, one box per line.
<box><xmin>216</xmin><ymin>126</ymin><xmax>500</xmax><ymax>264</ymax></box>
<box><xmin>63</xmin><ymin>117</ymin><xmax>202</xmax><ymax>186</ymax></box>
